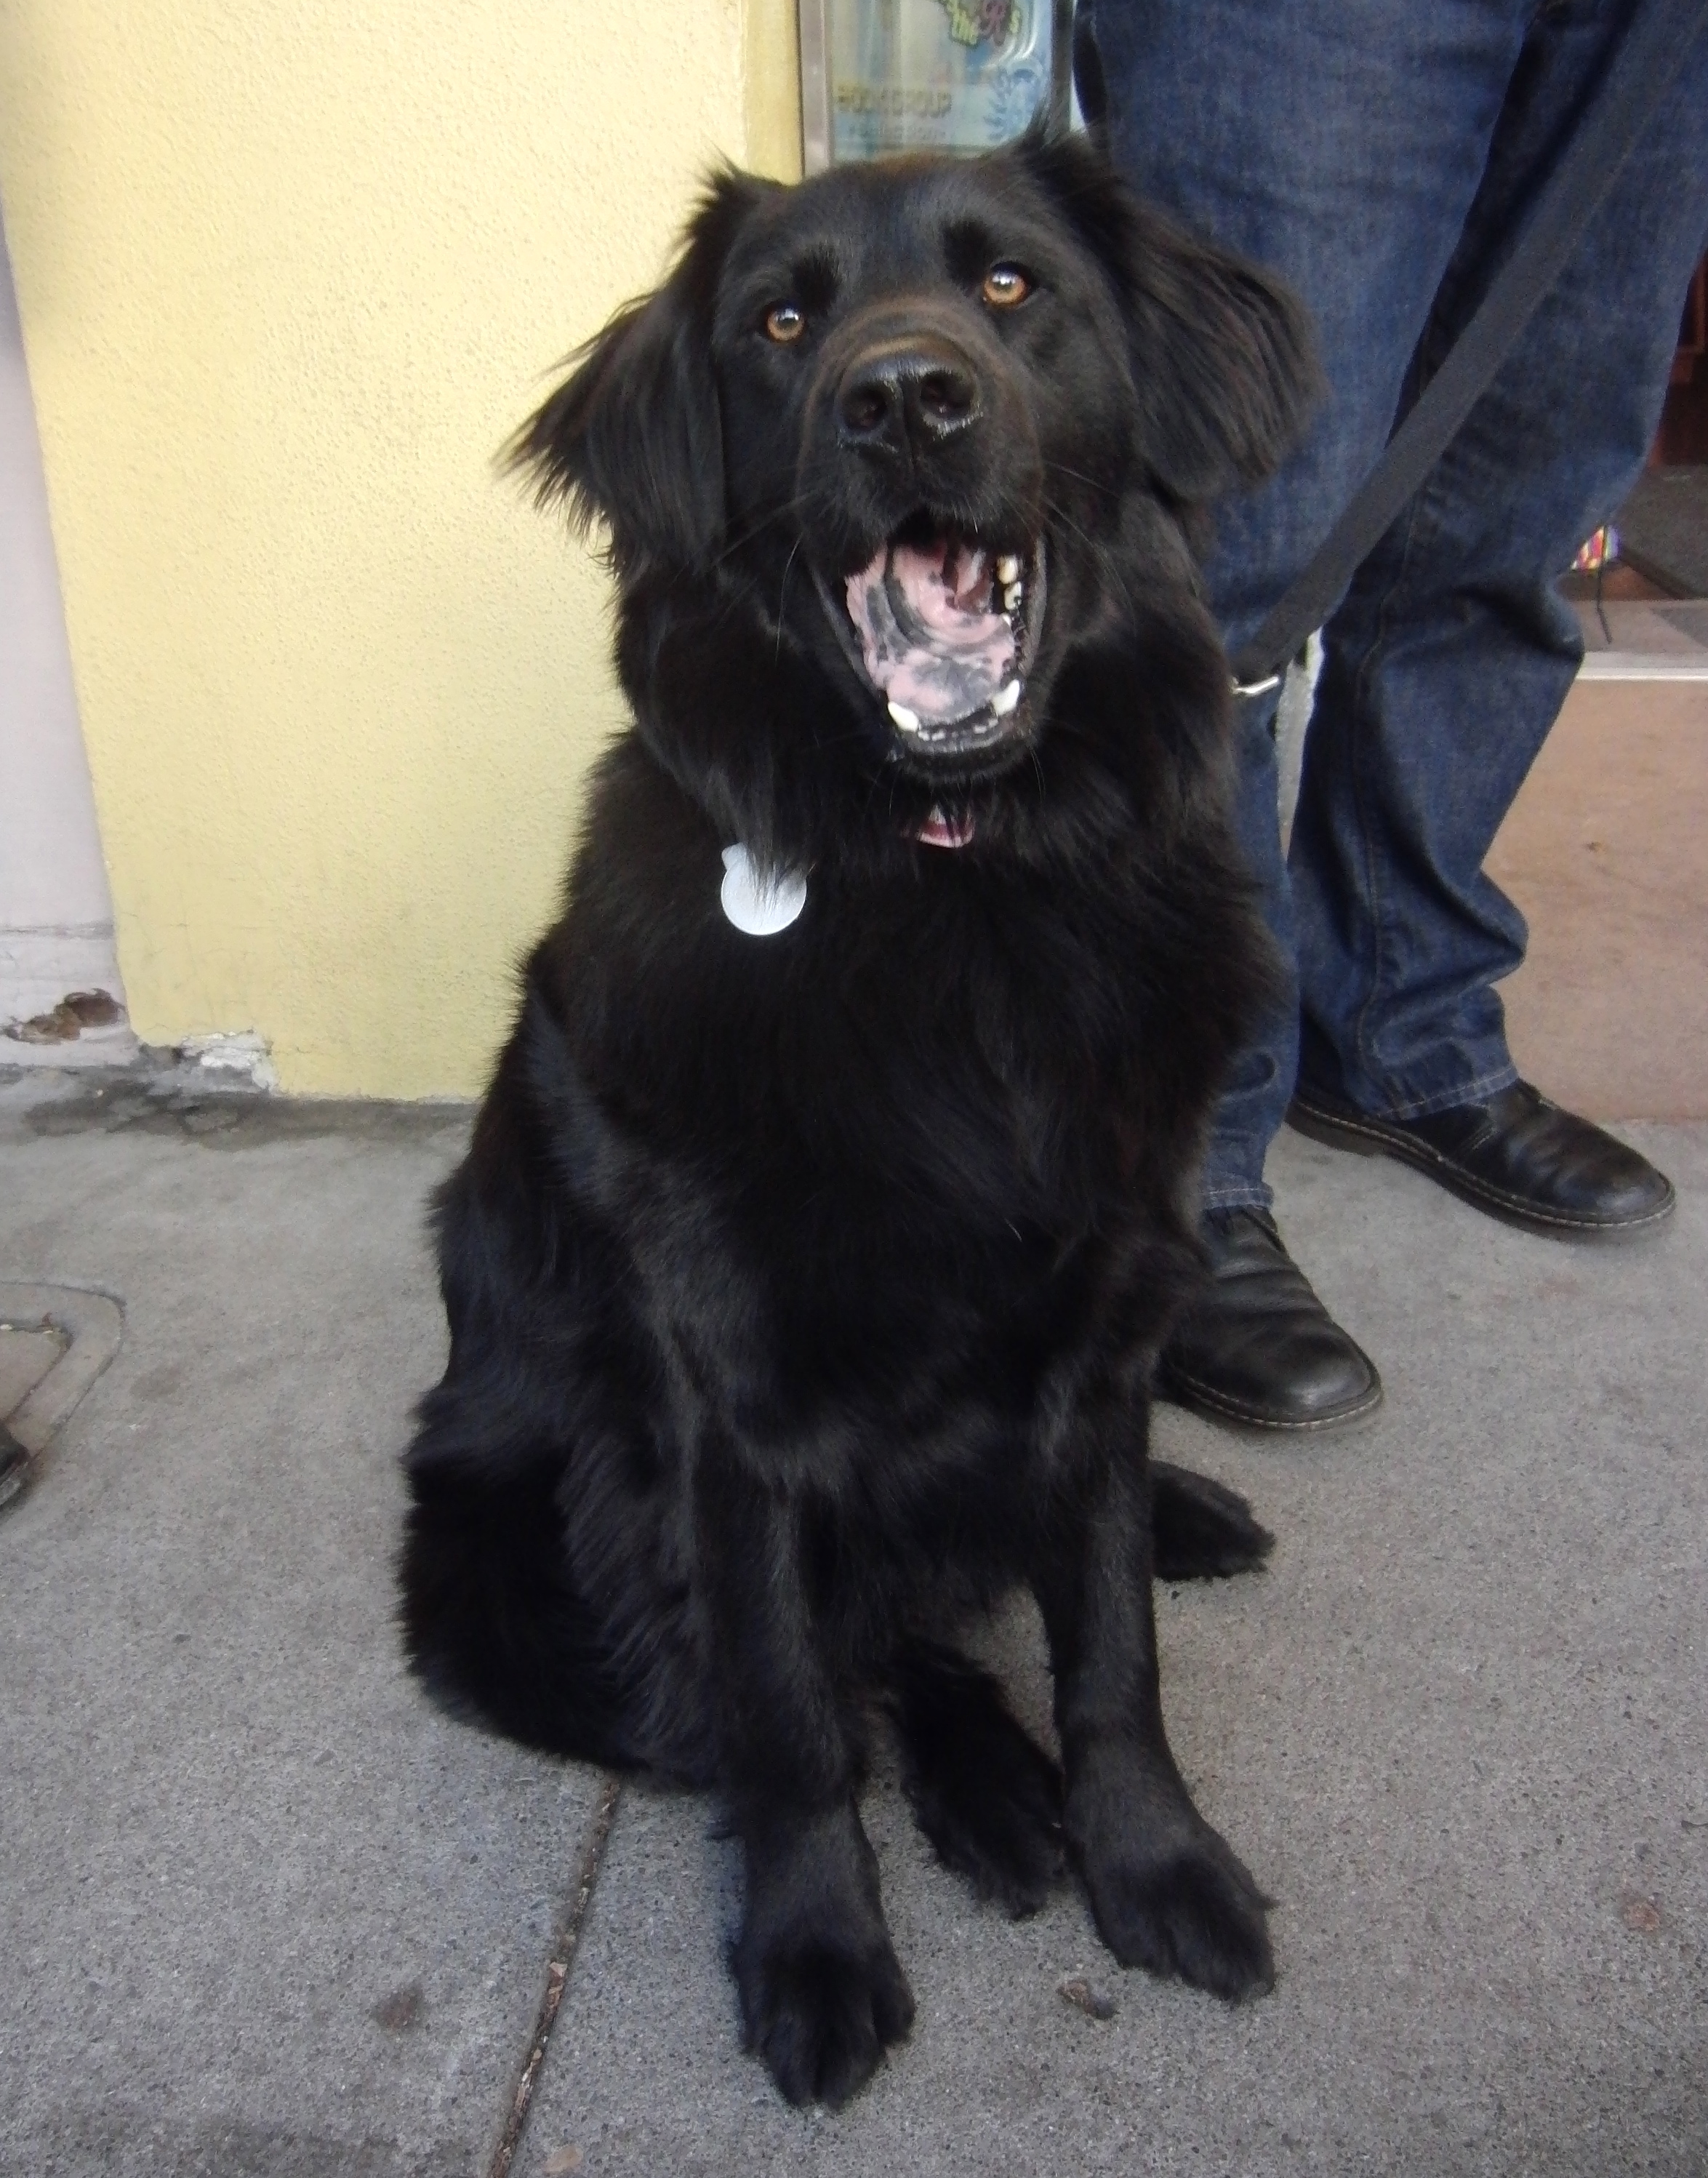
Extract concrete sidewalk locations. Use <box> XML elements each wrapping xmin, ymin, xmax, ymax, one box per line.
<box><xmin>2</xmin><ymin>1068</ymin><xmax>1704</xmax><ymax>2177</ymax></box>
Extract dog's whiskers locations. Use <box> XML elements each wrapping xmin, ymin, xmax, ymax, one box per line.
<box><xmin>774</xmin><ymin>538</ymin><xmax>804</xmax><ymax>664</ymax></box>
<box><xmin>1043</xmin><ymin>457</ymin><xmax>1118</xmax><ymax>498</ymax></box>
<box><xmin>1041</xmin><ymin>493</ymin><xmax>1142</xmax><ymax>626</ymax></box>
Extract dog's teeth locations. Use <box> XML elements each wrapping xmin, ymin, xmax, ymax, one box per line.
<box><xmin>887</xmin><ymin>700</ymin><xmax>922</xmax><ymax>734</ymax></box>
<box><xmin>991</xmin><ymin>681</ymin><xmax>1022</xmax><ymax>717</ymax></box>
<box><xmin>996</xmin><ymin>554</ymin><xmax>1021</xmax><ymax>585</ymax></box>
<box><xmin>1003</xmin><ymin>582</ymin><xmax>1023</xmax><ymax>613</ymax></box>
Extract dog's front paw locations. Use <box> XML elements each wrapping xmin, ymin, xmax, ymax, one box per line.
<box><xmin>1070</xmin><ymin>1755</ymin><xmax>1274</xmax><ymax>2001</ymax></box>
<box><xmin>734</xmin><ymin>1929</ymin><xmax>915</xmax><ymax>2108</ymax></box>
<box><xmin>733</xmin><ymin>1804</ymin><xmax>915</xmax><ymax>2107</ymax></box>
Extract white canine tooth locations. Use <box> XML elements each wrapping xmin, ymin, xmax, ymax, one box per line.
<box><xmin>995</xmin><ymin>553</ymin><xmax>1021</xmax><ymax>584</ymax></box>
<box><xmin>887</xmin><ymin>700</ymin><xmax>922</xmax><ymax>734</ymax></box>
<box><xmin>991</xmin><ymin>680</ymin><xmax>1022</xmax><ymax>717</ymax></box>
<box><xmin>1003</xmin><ymin>582</ymin><xmax>1023</xmax><ymax>612</ymax></box>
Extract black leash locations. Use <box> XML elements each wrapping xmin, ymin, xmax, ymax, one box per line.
<box><xmin>1226</xmin><ymin>0</ymin><xmax>1708</xmax><ymax>694</ymax></box>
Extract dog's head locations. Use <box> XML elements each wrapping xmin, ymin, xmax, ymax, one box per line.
<box><xmin>513</xmin><ymin>134</ymin><xmax>1316</xmax><ymax>847</ymax></box>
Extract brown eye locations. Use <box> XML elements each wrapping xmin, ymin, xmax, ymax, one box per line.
<box><xmin>763</xmin><ymin>301</ymin><xmax>806</xmax><ymax>344</ymax></box>
<box><xmin>982</xmin><ymin>264</ymin><xmax>1031</xmax><ymax>308</ymax></box>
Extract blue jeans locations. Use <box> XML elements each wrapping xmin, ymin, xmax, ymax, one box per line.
<box><xmin>1078</xmin><ymin>0</ymin><xmax>1708</xmax><ymax>1208</ymax></box>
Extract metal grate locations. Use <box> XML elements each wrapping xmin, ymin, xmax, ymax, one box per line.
<box><xmin>0</xmin><ymin>1285</ymin><xmax>124</xmax><ymax>1513</ymax></box>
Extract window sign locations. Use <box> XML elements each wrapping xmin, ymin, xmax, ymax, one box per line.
<box><xmin>798</xmin><ymin>0</ymin><xmax>1072</xmax><ymax>172</ymax></box>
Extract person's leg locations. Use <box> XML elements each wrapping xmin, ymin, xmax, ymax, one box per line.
<box><xmin>1080</xmin><ymin>0</ymin><xmax>1539</xmax><ymax>1426</ymax></box>
<box><xmin>1198</xmin><ymin>685</ymin><xmax>1297</xmax><ymax>1212</ymax></box>
<box><xmin>1080</xmin><ymin>0</ymin><xmax>1540</xmax><ymax>1210</ymax></box>
<box><xmin>1288</xmin><ymin>1</ymin><xmax>1708</xmax><ymax>1166</ymax></box>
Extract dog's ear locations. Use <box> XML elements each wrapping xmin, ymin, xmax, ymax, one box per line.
<box><xmin>508</xmin><ymin>170</ymin><xmax>769</xmax><ymax>577</ymax></box>
<box><xmin>1017</xmin><ymin>132</ymin><xmax>1320</xmax><ymax>502</ymax></box>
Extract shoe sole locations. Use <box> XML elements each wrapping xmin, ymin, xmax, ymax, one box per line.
<box><xmin>1286</xmin><ymin>1096</ymin><xmax>1677</xmax><ymax>1243</ymax></box>
<box><xmin>1155</xmin><ymin>1362</ymin><xmax>1385</xmax><ymax>1437</ymax></box>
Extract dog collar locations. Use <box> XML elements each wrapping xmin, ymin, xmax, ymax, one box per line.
<box><xmin>720</xmin><ymin>844</ymin><xmax>807</xmax><ymax>936</ymax></box>
<box><xmin>718</xmin><ymin>812</ymin><xmax>969</xmax><ymax>935</ymax></box>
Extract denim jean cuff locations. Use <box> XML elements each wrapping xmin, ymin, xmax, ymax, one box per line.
<box><xmin>1307</xmin><ymin>1057</ymin><xmax>1518</xmax><ymax>1125</ymax></box>
<box><xmin>1200</xmin><ymin>1177</ymin><xmax>1274</xmax><ymax>1214</ymax></box>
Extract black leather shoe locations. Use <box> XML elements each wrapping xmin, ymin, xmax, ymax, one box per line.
<box><xmin>1158</xmin><ymin>1207</ymin><xmax>1383</xmax><ymax>1433</ymax></box>
<box><xmin>1287</xmin><ymin>1079</ymin><xmax>1675</xmax><ymax>1242</ymax></box>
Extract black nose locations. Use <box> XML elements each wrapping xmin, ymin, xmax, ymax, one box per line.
<box><xmin>838</xmin><ymin>336</ymin><xmax>982</xmax><ymax>454</ymax></box>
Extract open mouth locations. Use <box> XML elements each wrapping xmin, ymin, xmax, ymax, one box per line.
<box><xmin>838</xmin><ymin>520</ymin><xmax>1044</xmax><ymax>760</ymax></box>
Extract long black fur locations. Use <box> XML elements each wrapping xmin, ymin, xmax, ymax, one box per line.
<box><xmin>401</xmin><ymin>132</ymin><xmax>1315</xmax><ymax>2109</ymax></box>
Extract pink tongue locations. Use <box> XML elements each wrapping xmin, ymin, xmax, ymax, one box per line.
<box><xmin>845</xmin><ymin>535</ymin><xmax>1015</xmax><ymax>724</ymax></box>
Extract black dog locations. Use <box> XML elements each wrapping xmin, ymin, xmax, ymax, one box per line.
<box><xmin>401</xmin><ymin>132</ymin><xmax>1316</xmax><ymax>2108</ymax></box>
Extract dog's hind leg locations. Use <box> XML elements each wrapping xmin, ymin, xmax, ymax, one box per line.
<box><xmin>1150</xmin><ymin>1461</ymin><xmax>1273</xmax><ymax>1581</ymax></box>
<box><xmin>889</xmin><ymin>1639</ymin><xmax>1065</xmax><ymax>1917</ymax></box>
<box><xmin>400</xmin><ymin>1448</ymin><xmax>636</xmax><ymax>1766</ymax></box>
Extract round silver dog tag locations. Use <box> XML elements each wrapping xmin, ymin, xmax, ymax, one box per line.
<box><xmin>720</xmin><ymin>844</ymin><xmax>807</xmax><ymax>937</ymax></box>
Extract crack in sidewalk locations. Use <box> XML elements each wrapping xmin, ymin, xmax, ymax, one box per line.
<box><xmin>486</xmin><ymin>1774</ymin><xmax>623</xmax><ymax>2178</ymax></box>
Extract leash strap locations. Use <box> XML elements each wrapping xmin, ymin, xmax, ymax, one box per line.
<box><xmin>1227</xmin><ymin>0</ymin><xmax>1708</xmax><ymax>693</ymax></box>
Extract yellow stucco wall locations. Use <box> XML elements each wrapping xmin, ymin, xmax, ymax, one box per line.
<box><xmin>0</xmin><ymin>1</ymin><xmax>801</xmax><ymax>1095</ymax></box>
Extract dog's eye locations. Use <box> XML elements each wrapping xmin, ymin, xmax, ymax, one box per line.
<box><xmin>981</xmin><ymin>264</ymin><xmax>1031</xmax><ymax>309</ymax></box>
<box><xmin>763</xmin><ymin>302</ymin><xmax>806</xmax><ymax>344</ymax></box>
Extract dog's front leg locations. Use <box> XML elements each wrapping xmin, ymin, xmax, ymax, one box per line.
<box><xmin>1033</xmin><ymin>1389</ymin><xmax>1275</xmax><ymax>2001</ymax></box>
<box><xmin>695</xmin><ymin>1438</ymin><xmax>914</xmax><ymax>2107</ymax></box>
